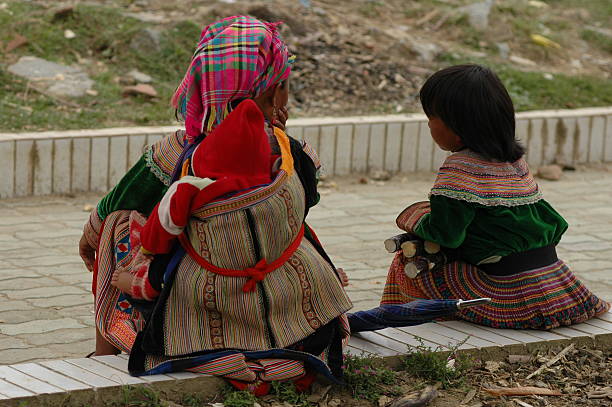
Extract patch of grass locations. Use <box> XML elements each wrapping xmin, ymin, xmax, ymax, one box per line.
<box><xmin>401</xmin><ymin>337</ymin><xmax>471</xmax><ymax>389</ymax></box>
<box><xmin>182</xmin><ymin>394</ymin><xmax>206</xmax><ymax>407</ymax></box>
<box><xmin>118</xmin><ymin>386</ymin><xmax>167</xmax><ymax>407</ymax></box>
<box><xmin>437</xmin><ymin>53</ymin><xmax>612</xmax><ymax>111</ymax></box>
<box><xmin>0</xmin><ymin>1</ymin><xmax>194</xmax><ymax>131</ymax></box>
<box><xmin>223</xmin><ymin>388</ymin><xmax>258</xmax><ymax>407</ymax></box>
<box><xmin>342</xmin><ymin>353</ymin><xmax>400</xmax><ymax>402</ymax></box>
<box><xmin>581</xmin><ymin>29</ymin><xmax>612</xmax><ymax>54</ymax></box>
<box><xmin>270</xmin><ymin>381</ymin><xmax>313</xmax><ymax>407</ymax></box>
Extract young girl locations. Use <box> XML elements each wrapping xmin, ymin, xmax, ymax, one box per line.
<box><xmin>381</xmin><ymin>64</ymin><xmax>609</xmax><ymax>330</ymax></box>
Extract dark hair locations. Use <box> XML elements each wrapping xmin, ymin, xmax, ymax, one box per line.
<box><xmin>419</xmin><ymin>64</ymin><xmax>524</xmax><ymax>162</ymax></box>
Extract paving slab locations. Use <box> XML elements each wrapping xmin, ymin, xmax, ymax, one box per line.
<box><xmin>0</xmin><ymin>168</ymin><xmax>611</xmax><ymax>364</ymax></box>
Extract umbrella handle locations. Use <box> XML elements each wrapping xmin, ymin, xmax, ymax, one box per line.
<box><xmin>456</xmin><ymin>298</ymin><xmax>492</xmax><ymax>309</ymax></box>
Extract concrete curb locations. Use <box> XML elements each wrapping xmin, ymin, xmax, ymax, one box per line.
<box><xmin>0</xmin><ymin>107</ymin><xmax>611</xmax><ymax>199</ymax></box>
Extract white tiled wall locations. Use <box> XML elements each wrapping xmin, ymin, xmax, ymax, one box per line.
<box><xmin>0</xmin><ymin>107</ymin><xmax>611</xmax><ymax>199</ymax></box>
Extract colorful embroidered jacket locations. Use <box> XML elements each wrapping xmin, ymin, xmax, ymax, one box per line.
<box><xmin>396</xmin><ymin>149</ymin><xmax>568</xmax><ymax>266</ymax></box>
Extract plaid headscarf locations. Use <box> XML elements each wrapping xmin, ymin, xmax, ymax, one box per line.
<box><xmin>172</xmin><ymin>15</ymin><xmax>294</xmax><ymax>142</ymax></box>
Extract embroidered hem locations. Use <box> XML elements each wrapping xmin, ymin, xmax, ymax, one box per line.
<box><xmin>396</xmin><ymin>201</ymin><xmax>431</xmax><ymax>233</ymax></box>
<box><xmin>144</xmin><ymin>145</ymin><xmax>172</xmax><ymax>186</ymax></box>
<box><xmin>429</xmin><ymin>189</ymin><xmax>543</xmax><ymax>207</ymax></box>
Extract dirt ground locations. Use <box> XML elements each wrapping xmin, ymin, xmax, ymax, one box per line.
<box><xmin>296</xmin><ymin>345</ymin><xmax>612</xmax><ymax>407</ymax></box>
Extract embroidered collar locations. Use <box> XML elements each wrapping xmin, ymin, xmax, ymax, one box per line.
<box><xmin>429</xmin><ymin>150</ymin><xmax>542</xmax><ymax>207</ymax></box>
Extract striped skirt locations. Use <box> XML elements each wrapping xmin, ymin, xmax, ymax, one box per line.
<box><xmin>381</xmin><ymin>252</ymin><xmax>610</xmax><ymax>330</ymax></box>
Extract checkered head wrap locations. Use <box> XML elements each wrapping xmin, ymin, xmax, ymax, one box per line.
<box><xmin>172</xmin><ymin>15</ymin><xmax>294</xmax><ymax>142</ymax></box>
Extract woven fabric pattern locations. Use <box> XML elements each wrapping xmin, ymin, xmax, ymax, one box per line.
<box><xmin>430</xmin><ymin>149</ymin><xmax>542</xmax><ymax>207</ymax></box>
<box><xmin>381</xmin><ymin>253</ymin><xmax>610</xmax><ymax>329</ymax></box>
<box><xmin>144</xmin><ymin>131</ymin><xmax>187</xmax><ymax>186</ymax></box>
<box><xmin>163</xmin><ymin>172</ymin><xmax>352</xmax><ymax>355</ymax></box>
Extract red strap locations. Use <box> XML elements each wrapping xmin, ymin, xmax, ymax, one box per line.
<box><xmin>179</xmin><ymin>224</ymin><xmax>305</xmax><ymax>293</ymax></box>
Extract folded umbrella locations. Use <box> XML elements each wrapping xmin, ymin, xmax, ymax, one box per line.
<box><xmin>348</xmin><ymin>298</ymin><xmax>491</xmax><ymax>333</ymax></box>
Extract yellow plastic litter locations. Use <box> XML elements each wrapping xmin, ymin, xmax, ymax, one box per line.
<box><xmin>530</xmin><ymin>34</ymin><xmax>561</xmax><ymax>49</ymax></box>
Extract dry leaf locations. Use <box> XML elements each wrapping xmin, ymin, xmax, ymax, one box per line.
<box><xmin>5</xmin><ymin>34</ymin><xmax>28</xmax><ymax>53</ymax></box>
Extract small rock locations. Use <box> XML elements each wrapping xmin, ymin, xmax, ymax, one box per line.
<box><xmin>83</xmin><ymin>204</ymin><xmax>94</xmax><ymax>212</ymax></box>
<box><xmin>509</xmin><ymin>55</ymin><xmax>537</xmax><ymax>66</ymax></box>
<box><xmin>130</xmin><ymin>28</ymin><xmax>162</xmax><ymax>52</ymax></box>
<box><xmin>122</xmin><ymin>84</ymin><xmax>158</xmax><ymax>98</ymax></box>
<box><xmin>496</xmin><ymin>42</ymin><xmax>510</xmax><ymax>59</ymax></box>
<box><xmin>458</xmin><ymin>0</ymin><xmax>494</xmax><ymax>31</ymax></box>
<box><xmin>52</xmin><ymin>5</ymin><xmax>74</xmax><ymax>20</ymax></box>
<box><xmin>85</xmin><ymin>89</ymin><xmax>98</xmax><ymax>96</ymax></box>
<box><xmin>570</xmin><ymin>59</ymin><xmax>583</xmax><ymax>69</ymax></box>
<box><xmin>7</xmin><ymin>56</ymin><xmax>94</xmax><ymax>98</ymax></box>
<box><xmin>371</xmin><ymin>170</ymin><xmax>391</xmax><ymax>181</ymax></box>
<box><xmin>377</xmin><ymin>395</ymin><xmax>391</xmax><ymax>407</ymax></box>
<box><xmin>358</xmin><ymin>177</ymin><xmax>368</xmax><ymax>184</ymax></box>
<box><xmin>127</xmin><ymin>69</ymin><xmax>153</xmax><ymax>83</ymax></box>
<box><xmin>64</xmin><ymin>29</ymin><xmax>76</xmax><ymax>39</ymax></box>
<box><xmin>328</xmin><ymin>399</ymin><xmax>341</xmax><ymax>407</ymax></box>
<box><xmin>123</xmin><ymin>11</ymin><xmax>166</xmax><ymax>24</ymax></box>
<box><xmin>312</xmin><ymin>7</ymin><xmax>326</xmax><ymax>16</ymax></box>
<box><xmin>409</xmin><ymin>40</ymin><xmax>441</xmax><ymax>62</ymax></box>
<box><xmin>543</xmin><ymin>73</ymin><xmax>554</xmax><ymax>80</ymax></box>
<box><xmin>537</xmin><ymin>164</ymin><xmax>563</xmax><ymax>181</ymax></box>
<box><xmin>508</xmin><ymin>354</ymin><xmax>532</xmax><ymax>364</ymax></box>
<box><xmin>528</xmin><ymin>0</ymin><xmax>549</xmax><ymax>8</ymax></box>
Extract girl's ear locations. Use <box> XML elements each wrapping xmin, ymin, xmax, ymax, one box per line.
<box><xmin>452</xmin><ymin>133</ymin><xmax>464</xmax><ymax>151</ymax></box>
<box><xmin>272</xmin><ymin>83</ymin><xmax>283</xmax><ymax>108</ymax></box>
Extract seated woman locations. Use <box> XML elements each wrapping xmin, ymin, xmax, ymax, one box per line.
<box><xmin>381</xmin><ymin>64</ymin><xmax>609</xmax><ymax>330</ymax></box>
<box><xmin>79</xmin><ymin>16</ymin><xmax>352</xmax><ymax>394</ymax></box>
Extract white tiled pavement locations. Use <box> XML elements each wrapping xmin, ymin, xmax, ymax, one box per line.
<box><xmin>0</xmin><ymin>168</ymin><xmax>611</xmax><ymax>365</ymax></box>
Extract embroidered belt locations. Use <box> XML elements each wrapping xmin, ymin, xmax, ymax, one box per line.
<box><xmin>178</xmin><ymin>224</ymin><xmax>305</xmax><ymax>292</ymax></box>
<box><xmin>480</xmin><ymin>245</ymin><xmax>558</xmax><ymax>276</ymax></box>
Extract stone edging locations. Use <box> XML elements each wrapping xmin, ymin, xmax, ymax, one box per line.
<box><xmin>0</xmin><ymin>107</ymin><xmax>610</xmax><ymax>198</ymax></box>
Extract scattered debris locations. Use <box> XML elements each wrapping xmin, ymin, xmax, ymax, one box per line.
<box><xmin>509</xmin><ymin>55</ymin><xmax>537</xmax><ymax>66</ymax></box>
<box><xmin>123</xmin><ymin>11</ymin><xmax>166</xmax><ymax>24</ymax></box>
<box><xmin>537</xmin><ymin>164</ymin><xmax>563</xmax><ymax>181</ymax></box>
<box><xmin>484</xmin><ymin>385</ymin><xmax>563</xmax><ymax>397</ymax></box>
<box><xmin>64</xmin><ymin>29</ymin><xmax>76</xmax><ymax>39</ymax></box>
<box><xmin>370</xmin><ymin>170</ymin><xmax>392</xmax><ymax>181</ymax></box>
<box><xmin>460</xmin><ymin>389</ymin><xmax>477</xmax><ymax>405</ymax></box>
<box><xmin>386</xmin><ymin>383</ymin><xmax>439</xmax><ymax>407</ymax></box>
<box><xmin>526</xmin><ymin>343</ymin><xmax>574</xmax><ymax>379</ymax></box>
<box><xmin>85</xmin><ymin>89</ymin><xmax>98</xmax><ymax>96</ymax></box>
<box><xmin>528</xmin><ymin>0</ymin><xmax>549</xmax><ymax>9</ymax></box>
<box><xmin>587</xmin><ymin>387</ymin><xmax>612</xmax><ymax>399</ymax></box>
<box><xmin>496</xmin><ymin>42</ymin><xmax>510</xmax><ymax>59</ymax></box>
<box><xmin>508</xmin><ymin>354</ymin><xmax>532</xmax><ymax>364</ymax></box>
<box><xmin>531</xmin><ymin>34</ymin><xmax>561</xmax><ymax>49</ymax></box>
<box><xmin>484</xmin><ymin>360</ymin><xmax>501</xmax><ymax>373</ymax></box>
<box><xmin>122</xmin><ymin>84</ymin><xmax>158</xmax><ymax>98</ymax></box>
<box><xmin>458</xmin><ymin>0</ymin><xmax>494</xmax><ymax>31</ymax></box>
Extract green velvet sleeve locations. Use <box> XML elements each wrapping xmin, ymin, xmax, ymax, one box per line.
<box><xmin>96</xmin><ymin>155</ymin><xmax>169</xmax><ymax>220</ymax></box>
<box><xmin>413</xmin><ymin>195</ymin><xmax>476</xmax><ymax>249</ymax></box>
